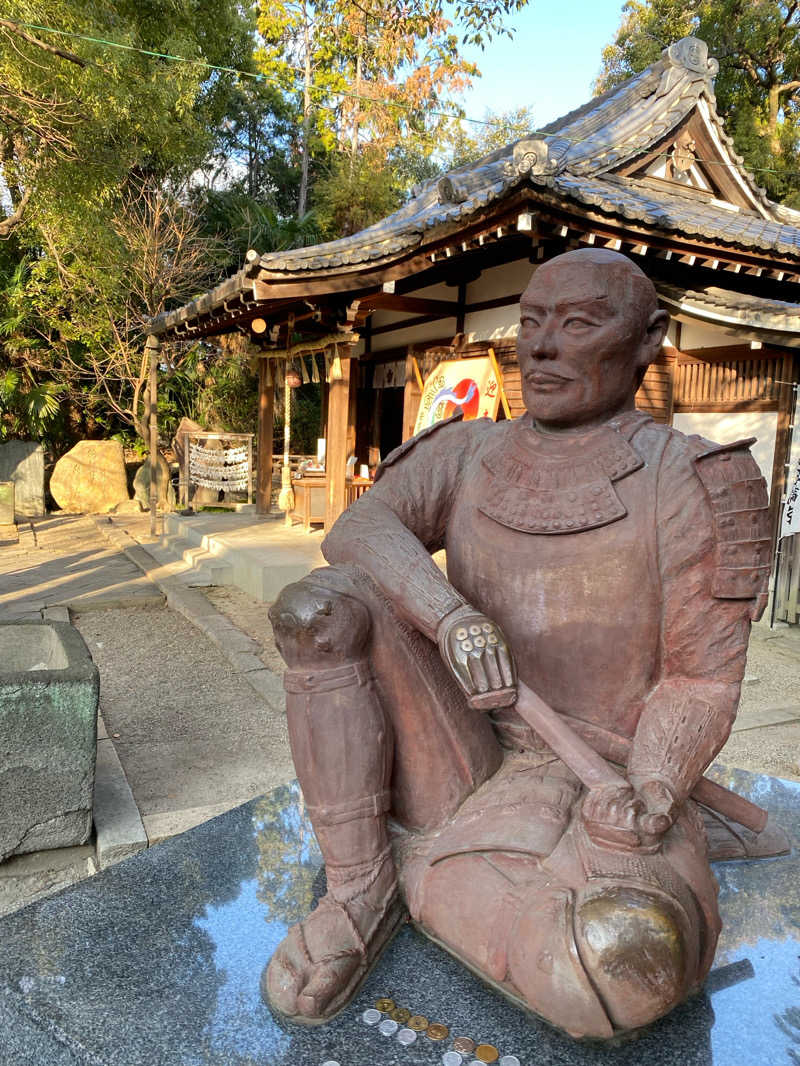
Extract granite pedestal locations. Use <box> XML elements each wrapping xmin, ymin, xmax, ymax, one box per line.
<box><xmin>0</xmin><ymin>767</ymin><xmax>797</xmax><ymax>1066</ymax></box>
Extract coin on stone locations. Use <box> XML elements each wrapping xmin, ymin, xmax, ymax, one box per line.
<box><xmin>408</xmin><ymin>1014</ymin><xmax>429</xmax><ymax>1031</ymax></box>
<box><xmin>378</xmin><ymin>1018</ymin><xmax>400</xmax><ymax>1036</ymax></box>
<box><xmin>390</xmin><ymin>1007</ymin><xmax>411</xmax><ymax>1023</ymax></box>
<box><xmin>475</xmin><ymin>1045</ymin><xmax>500</xmax><ymax>1063</ymax></box>
<box><xmin>321</xmin><ymin>1061</ymin><xmax>341</xmax><ymax>1066</ymax></box>
<box><xmin>362</xmin><ymin>1008</ymin><xmax>382</xmax><ymax>1026</ymax></box>
<box><xmin>453</xmin><ymin>1037</ymin><xmax>476</xmax><ymax>1055</ymax></box>
<box><xmin>397</xmin><ymin>1028</ymin><xmax>418</xmax><ymax>1046</ymax></box>
<box><xmin>499</xmin><ymin>1056</ymin><xmax>521</xmax><ymax>1066</ymax></box>
<box><xmin>427</xmin><ymin>1023</ymin><xmax>450</xmax><ymax>1041</ymax></box>
<box><xmin>442</xmin><ymin>1052</ymin><xmax>463</xmax><ymax>1066</ymax></box>
<box><xmin>375</xmin><ymin>997</ymin><xmax>395</xmax><ymax>1012</ymax></box>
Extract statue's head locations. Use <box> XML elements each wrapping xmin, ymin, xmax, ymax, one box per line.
<box><xmin>517</xmin><ymin>248</ymin><xmax>669</xmax><ymax>431</ymax></box>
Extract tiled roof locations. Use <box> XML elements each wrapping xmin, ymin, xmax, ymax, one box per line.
<box><xmin>151</xmin><ymin>37</ymin><xmax>800</xmax><ymax>336</ymax></box>
<box><xmin>657</xmin><ymin>282</ymin><xmax>800</xmax><ymax>332</ymax></box>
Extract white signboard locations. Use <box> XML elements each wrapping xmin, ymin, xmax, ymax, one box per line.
<box><xmin>781</xmin><ymin>428</ymin><xmax>800</xmax><ymax>538</ymax></box>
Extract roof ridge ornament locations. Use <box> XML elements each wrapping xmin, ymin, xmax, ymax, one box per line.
<box><xmin>511</xmin><ymin>137</ymin><xmax>568</xmax><ymax>178</ymax></box>
<box><xmin>664</xmin><ymin>37</ymin><xmax>719</xmax><ymax>80</ymax></box>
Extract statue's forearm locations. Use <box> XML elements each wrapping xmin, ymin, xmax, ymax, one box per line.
<box><xmin>322</xmin><ymin>497</ymin><xmax>466</xmax><ymax>641</ymax></box>
<box><xmin>627</xmin><ymin>677</ymin><xmax>740</xmax><ymax>803</ymax></box>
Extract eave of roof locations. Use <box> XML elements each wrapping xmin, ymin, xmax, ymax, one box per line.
<box><xmin>657</xmin><ymin>281</ymin><xmax>800</xmax><ymax>333</ymax></box>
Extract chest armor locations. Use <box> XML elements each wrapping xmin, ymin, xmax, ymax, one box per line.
<box><xmin>446</xmin><ymin>414</ymin><xmax>666</xmax><ymax>738</ymax></box>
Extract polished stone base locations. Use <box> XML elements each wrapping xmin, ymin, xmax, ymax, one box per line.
<box><xmin>0</xmin><ymin>767</ymin><xmax>797</xmax><ymax>1066</ymax></box>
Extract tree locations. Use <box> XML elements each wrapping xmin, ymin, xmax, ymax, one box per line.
<box><xmin>596</xmin><ymin>1</ymin><xmax>800</xmax><ymax>205</ymax></box>
<box><xmin>444</xmin><ymin>106</ymin><xmax>538</xmax><ymax>169</ymax></box>
<box><xmin>256</xmin><ymin>0</ymin><xmax>532</xmax><ymax>218</ymax></box>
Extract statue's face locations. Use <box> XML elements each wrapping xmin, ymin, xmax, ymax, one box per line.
<box><xmin>517</xmin><ymin>260</ymin><xmax>657</xmax><ymax>430</ymax></box>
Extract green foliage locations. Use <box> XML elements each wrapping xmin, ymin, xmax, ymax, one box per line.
<box><xmin>444</xmin><ymin>106</ymin><xmax>538</xmax><ymax>169</ymax></box>
<box><xmin>195</xmin><ymin>188</ymin><xmax>321</xmax><ymax>267</ymax></box>
<box><xmin>596</xmin><ymin>1</ymin><xmax>800</xmax><ymax>204</ymax></box>
<box><xmin>313</xmin><ymin>149</ymin><xmax>404</xmax><ymax>237</ymax></box>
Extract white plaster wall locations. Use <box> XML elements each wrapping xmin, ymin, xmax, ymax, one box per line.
<box><xmin>678</xmin><ymin>319</ymin><xmax>735</xmax><ymax>349</ymax></box>
<box><xmin>371</xmin><ymin>319</ymin><xmax>456</xmax><ymax>353</ymax></box>
<box><xmin>463</xmin><ymin>306</ymin><xmax>520</xmax><ymax>343</ymax></box>
<box><xmin>465</xmin><ymin>259</ymin><xmax>533</xmax><ymax>303</ymax></box>
<box><xmin>672</xmin><ymin>411</ymin><xmax>778</xmax><ymax>493</ymax></box>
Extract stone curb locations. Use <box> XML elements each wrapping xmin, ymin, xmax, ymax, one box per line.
<box><xmin>93</xmin><ymin>735</ymin><xmax>148</xmax><ymax>868</ymax></box>
<box><xmin>92</xmin><ymin>517</ymin><xmax>284</xmax><ymax>710</ymax></box>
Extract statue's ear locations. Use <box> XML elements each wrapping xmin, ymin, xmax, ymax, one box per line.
<box><xmin>636</xmin><ymin>308</ymin><xmax>670</xmax><ymax>370</ymax></box>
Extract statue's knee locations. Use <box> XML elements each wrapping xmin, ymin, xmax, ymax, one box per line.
<box><xmin>574</xmin><ymin>885</ymin><xmax>694</xmax><ymax>1032</ymax></box>
<box><xmin>269</xmin><ymin>574</ymin><xmax>371</xmax><ymax>668</ymax></box>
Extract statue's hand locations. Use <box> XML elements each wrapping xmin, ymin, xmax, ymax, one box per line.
<box><xmin>437</xmin><ymin>606</ymin><xmax>517</xmax><ymax>711</ymax></box>
<box><xmin>582</xmin><ymin>778</ymin><xmax>678</xmax><ymax>852</ymax></box>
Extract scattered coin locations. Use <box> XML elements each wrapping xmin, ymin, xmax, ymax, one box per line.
<box><xmin>475</xmin><ymin>1045</ymin><xmax>500</xmax><ymax>1063</ymax></box>
<box><xmin>453</xmin><ymin>1037</ymin><xmax>476</xmax><ymax>1055</ymax></box>
<box><xmin>378</xmin><ymin>1018</ymin><xmax>400</xmax><ymax>1036</ymax></box>
<box><xmin>321</xmin><ymin>1061</ymin><xmax>341</xmax><ymax>1066</ymax></box>
<box><xmin>408</xmin><ymin>1015</ymin><xmax>429</xmax><ymax>1031</ymax></box>
<box><xmin>362</xmin><ymin>1008</ymin><xmax>382</xmax><ymax>1026</ymax></box>
<box><xmin>390</xmin><ymin>1007</ymin><xmax>411</xmax><ymax>1023</ymax></box>
<box><xmin>427</xmin><ymin>1023</ymin><xmax>450</xmax><ymax>1041</ymax></box>
<box><xmin>397</xmin><ymin>1028</ymin><xmax>418</xmax><ymax>1046</ymax></box>
<box><xmin>499</xmin><ymin>1056</ymin><xmax>521</xmax><ymax>1066</ymax></box>
<box><xmin>442</xmin><ymin>1052</ymin><xmax>464</xmax><ymax>1066</ymax></box>
<box><xmin>375</xmin><ymin>997</ymin><xmax>395</xmax><ymax>1012</ymax></box>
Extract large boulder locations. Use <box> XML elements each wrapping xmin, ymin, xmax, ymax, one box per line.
<box><xmin>133</xmin><ymin>452</ymin><xmax>175</xmax><ymax>512</ymax></box>
<box><xmin>50</xmin><ymin>440</ymin><xmax>129</xmax><ymax>513</ymax></box>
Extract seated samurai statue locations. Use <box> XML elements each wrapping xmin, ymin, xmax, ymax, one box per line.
<box><xmin>263</xmin><ymin>248</ymin><xmax>784</xmax><ymax>1040</ymax></box>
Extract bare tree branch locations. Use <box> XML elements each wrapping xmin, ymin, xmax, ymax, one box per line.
<box><xmin>0</xmin><ymin>19</ymin><xmax>87</xmax><ymax>68</ymax></box>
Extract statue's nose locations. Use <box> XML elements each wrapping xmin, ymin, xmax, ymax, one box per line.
<box><xmin>529</xmin><ymin>325</ymin><xmax>558</xmax><ymax>359</ymax></box>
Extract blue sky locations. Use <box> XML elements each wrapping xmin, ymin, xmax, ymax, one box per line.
<box><xmin>459</xmin><ymin>0</ymin><xmax>629</xmax><ymax>128</ymax></box>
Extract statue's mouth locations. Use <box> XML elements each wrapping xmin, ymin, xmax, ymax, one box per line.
<box><xmin>525</xmin><ymin>370</ymin><xmax>572</xmax><ymax>387</ymax></box>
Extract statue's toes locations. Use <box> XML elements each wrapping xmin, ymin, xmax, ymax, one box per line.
<box><xmin>261</xmin><ymin>927</ymin><xmax>309</xmax><ymax>1015</ymax></box>
<box><xmin>296</xmin><ymin>953</ymin><xmax>361</xmax><ymax>1018</ymax></box>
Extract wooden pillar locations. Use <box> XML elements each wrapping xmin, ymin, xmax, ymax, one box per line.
<box><xmin>256</xmin><ymin>358</ymin><xmax>274</xmax><ymax>514</ymax></box>
<box><xmin>325</xmin><ymin>352</ymin><xmax>353</xmax><ymax>531</ymax></box>
<box><xmin>145</xmin><ymin>334</ymin><xmax>161</xmax><ymax>537</ymax></box>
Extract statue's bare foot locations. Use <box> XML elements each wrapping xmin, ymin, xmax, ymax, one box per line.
<box><xmin>262</xmin><ymin>854</ymin><xmax>405</xmax><ymax>1023</ymax></box>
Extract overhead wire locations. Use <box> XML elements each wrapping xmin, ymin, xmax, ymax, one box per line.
<box><xmin>6</xmin><ymin>17</ymin><xmax>800</xmax><ymax>181</ymax></box>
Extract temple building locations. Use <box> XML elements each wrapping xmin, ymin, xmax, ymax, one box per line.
<box><xmin>149</xmin><ymin>37</ymin><xmax>800</xmax><ymax>542</ymax></box>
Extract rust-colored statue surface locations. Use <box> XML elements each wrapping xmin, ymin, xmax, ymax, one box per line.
<box><xmin>263</xmin><ymin>249</ymin><xmax>785</xmax><ymax>1040</ymax></box>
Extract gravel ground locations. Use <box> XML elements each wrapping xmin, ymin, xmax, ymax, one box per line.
<box><xmin>202</xmin><ymin>585</ymin><xmax>284</xmax><ymax>672</ymax></box>
<box><xmin>74</xmin><ymin>604</ymin><xmax>294</xmax><ymax>818</ymax></box>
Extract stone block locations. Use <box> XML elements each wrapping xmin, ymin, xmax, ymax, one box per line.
<box><xmin>0</xmin><ymin>440</ymin><xmax>45</xmax><ymax>517</ymax></box>
<box><xmin>0</xmin><ymin>621</ymin><xmax>98</xmax><ymax>861</ymax></box>
<box><xmin>50</xmin><ymin>440</ymin><xmax>129</xmax><ymax>513</ymax></box>
<box><xmin>0</xmin><ymin>481</ymin><xmax>13</xmax><ymax>524</ymax></box>
<box><xmin>133</xmin><ymin>453</ymin><xmax>176</xmax><ymax>512</ymax></box>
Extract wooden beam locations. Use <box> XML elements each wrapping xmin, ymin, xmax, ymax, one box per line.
<box><xmin>256</xmin><ymin>359</ymin><xmax>275</xmax><ymax>514</ymax></box>
<box><xmin>325</xmin><ymin>355</ymin><xmax>353</xmax><ymax>531</ymax></box>
<box><xmin>361</xmin><ymin>292</ymin><xmax>460</xmax><ymax>316</ymax></box>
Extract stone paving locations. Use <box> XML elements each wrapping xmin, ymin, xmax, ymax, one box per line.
<box><xmin>0</xmin><ymin>513</ymin><xmax>163</xmax><ymax>620</ymax></box>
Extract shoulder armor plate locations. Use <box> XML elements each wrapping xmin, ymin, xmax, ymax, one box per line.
<box><xmin>693</xmin><ymin>438</ymin><xmax>771</xmax><ymax>620</ymax></box>
<box><xmin>373</xmin><ymin>412</ymin><xmax>464</xmax><ymax>484</ymax></box>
